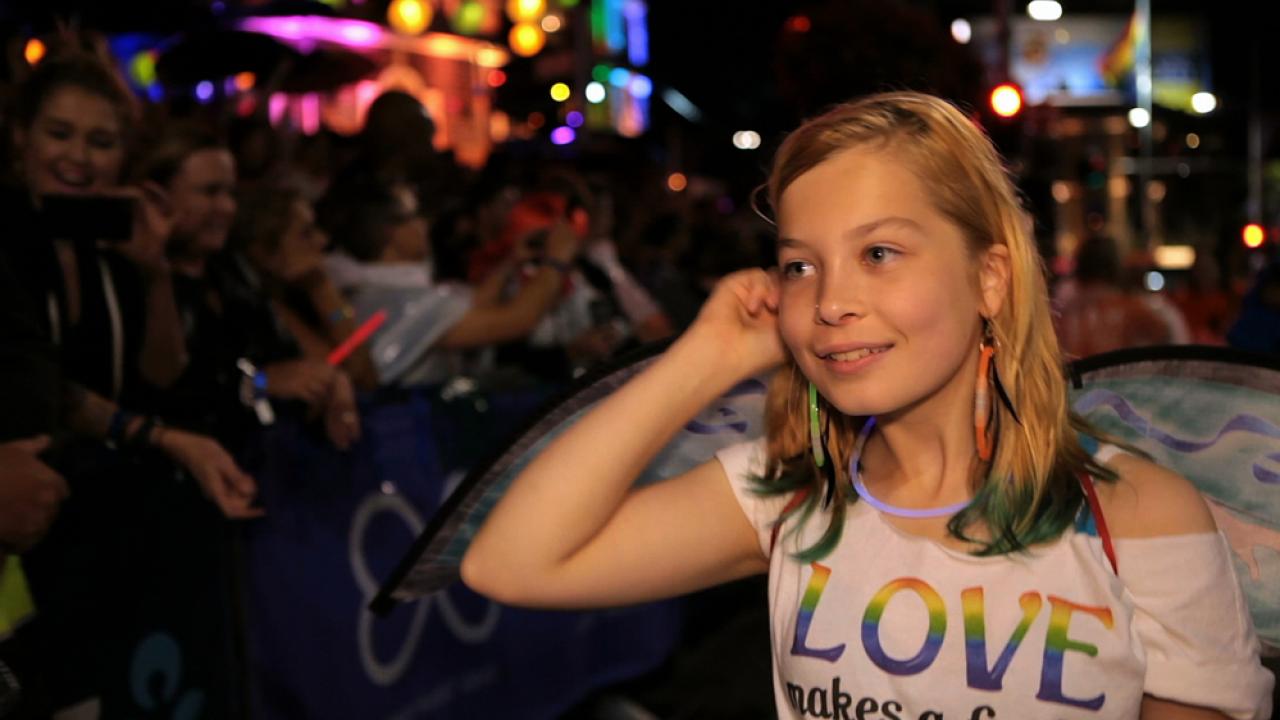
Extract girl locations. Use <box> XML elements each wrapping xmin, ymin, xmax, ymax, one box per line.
<box><xmin>462</xmin><ymin>93</ymin><xmax>1272</xmax><ymax>718</ymax></box>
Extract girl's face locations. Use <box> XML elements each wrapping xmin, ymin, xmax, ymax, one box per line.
<box><xmin>19</xmin><ymin>85</ymin><xmax>125</xmax><ymax>196</ymax></box>
<box><xmin>168</xmin><ymin>148</ymin><xmax>237</xmax><ymax>259</ymax></box>
<box><xmin>775</xmin><ymin>146</ymin><xmax>1005</xmax><ymax>421</ymax></box>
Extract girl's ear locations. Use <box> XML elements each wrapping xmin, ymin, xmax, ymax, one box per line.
<box><xmin>978</xmin><ymin>243</ymin><xmax>1011</xmax><ymax>319</ymax></box>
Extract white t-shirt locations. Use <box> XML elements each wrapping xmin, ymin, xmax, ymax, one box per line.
<box><xmin>716</xmin><ymin>439</ymin><xmax>1273</xmax><ymax>720</ymax></box>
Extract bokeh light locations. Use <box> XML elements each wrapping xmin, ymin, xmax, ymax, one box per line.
<box><xmin>509</xmin><ymin>23</ymin><xmax>546</xmax><ymax>56</ymax></box>
<box><xmin>24</xmin><ymin>38</ymin><xmax>46</xmax><ymax>66</ymax></box>
<box><xmin>388</xmin><ymin>0</ymin><xmax>432</xmax><ymax>34</ymax></box>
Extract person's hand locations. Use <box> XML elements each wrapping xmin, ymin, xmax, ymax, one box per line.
<box><xmin>264</xmin><ymin>359</ymin><xmax>337</xmax><ymax>409</ymax></box>
<box><xmin>0</xmin><ymin>436</ymin><xmax>68</xmax><ymax>551</ymax></box>
<box><xmin>545</xmin><ymin>218</ymin><xmax>586</xmax><ymax>264</ymax></box>
<box><xmin>323</xmin><ymin>371</ymin><xmax>361</xmax><ymax>451</ymax></box>
<box><xmin>273</xmin><ymin>247</ymin><xmax>327</xmax><ymax>286</ymax></box>
<box><xmin>567</xmin><ymin>324</ymin><xmax>622</xmax><ymax>364</ymax></box>
<box><xmin>683</xmin><ymin>268</ymin><xmax>786</xmax><ymax>378</ymax></box>
<box><xmin>113</xmin><ymin>183</ymin><xmax>175</xmax><ymax>278</ymax></box>
<box><xmin>155</xmin><ymin>428</ymin><xmax>263</xmax><ymax>519</ymax></box>
<box><xmin>584</xmin><ymin>237</ymin><xmax>622</xmax><ymax>272</ymax></box>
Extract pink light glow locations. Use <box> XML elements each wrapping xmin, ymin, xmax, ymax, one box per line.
<box><xmin>269</xmin><ymin>93</ymin><xmax>289</xmax><ymax>127</ymax></box>
<box><xmin>341</xmin><ymin>24</ymin><xmax>378</xmax><ymax>45</ymax></box>
<box><xmin>301</xmin><ymin>94</ymin><xmax>321</xmax><ymax>136</ymax></box>
<box><xmin>239</xmin><ymin>16</ymin><xmax>384</xmax><ymax>50</ymax></box>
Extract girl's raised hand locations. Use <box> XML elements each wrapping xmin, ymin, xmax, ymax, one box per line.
<box><xmin>685</xmin><ymin>268</ymin><xmax>786</xmax><ymax>378</ymax></box>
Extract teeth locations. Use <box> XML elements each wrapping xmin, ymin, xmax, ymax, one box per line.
<box><xmin>828</xmin><ymin>347</ymin><xmax>888</xmax><ymax>362</ymax></box>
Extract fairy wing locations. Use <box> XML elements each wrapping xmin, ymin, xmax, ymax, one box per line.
<box><xmin>1069</xmin><ymin>345</ymin><xmax>1280</xmax><ymax>653</ymax></box>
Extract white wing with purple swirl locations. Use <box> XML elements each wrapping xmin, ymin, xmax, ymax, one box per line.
<box><xmin>1068</xmin><ymin>346</ymin><xmax>1280</xmax><ymax>653</ymax></box>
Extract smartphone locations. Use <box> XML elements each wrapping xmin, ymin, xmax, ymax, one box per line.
<box><xmin>38</xmin><ymin>194</ymin><xmax>134</xmax><ymax>243</ymax></box>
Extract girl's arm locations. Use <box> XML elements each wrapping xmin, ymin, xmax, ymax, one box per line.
<box><xmin>462</xmin><ymin>269</ymin><xmax>785</xmax><ymax>608</ymax></box>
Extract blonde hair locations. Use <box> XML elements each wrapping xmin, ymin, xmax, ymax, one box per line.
<box><xmin>758</xmin><ymin>92</ymin><xmax>1108</xmax><ymax>559</ymax></box>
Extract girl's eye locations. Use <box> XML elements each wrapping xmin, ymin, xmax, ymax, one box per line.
<box><xmin>865</xmin><ymin>246</ymin><xmax>900</xmax><ymax>265</ymax></box>
<box><xmin>782</xmin><ymin>260</ymin><xmax>814</xmax><ymax>279</ymax></box>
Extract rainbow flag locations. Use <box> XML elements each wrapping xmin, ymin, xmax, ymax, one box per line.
<box><xmin>1099</xmin><ymin>12</ymin><xmax>1142</xmax><ymax>86</ymax></box>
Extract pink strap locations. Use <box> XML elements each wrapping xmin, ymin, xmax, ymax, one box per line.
<box><xmin>1079</xmin><ymin>473</ymin><xmax>1118</xmax><ymax>574</ymax></box>
<box><xmin>769</xmin><ymin>487</ymin><xmax>812</xmax><ymax>556</ymax></box>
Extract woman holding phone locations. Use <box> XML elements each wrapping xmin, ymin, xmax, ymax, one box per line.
<box><xmin>0</xmin><ymin>47</ymin><xmax>260</xmax><ymax>718</ymax></box>
<box><xmin>6</xmin><ymin>49</ymin><xmax>185</xmax><ymax>400</ymax></box>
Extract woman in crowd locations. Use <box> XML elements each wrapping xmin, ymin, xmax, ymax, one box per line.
<box><xmin>138</xmin><ymin>129</ymin><xmax>365</xmax><ymax>450</ymax></box>
<box><xmin>463</xmin><ymin>92</ymin><xmax>1272</xmax><ymax>718</ymax></box>
<box><xmin>5</xmin><ymin>50</ymin><xmax>187</xmax><ymax>401</ymax></box>
<box><xmin>0</xmin><ymin>51</ymin><xmax>260</xmax><ymax>718</ymax></box>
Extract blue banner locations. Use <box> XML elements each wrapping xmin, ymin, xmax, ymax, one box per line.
<box><xmin>241</xmin><ymin>390</ymin><xmax>681</xmax><ymax>719</ymax></box>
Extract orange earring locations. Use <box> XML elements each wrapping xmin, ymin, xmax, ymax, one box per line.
<box><xmin>975</xmin><ymin>339</ymin><xmax>996</xmax><ymax>462</ymax></box>
<box><xmin>974</xmin><ymin>320</ymin><xmax>1022</xmax><ymax>462</ymax></box>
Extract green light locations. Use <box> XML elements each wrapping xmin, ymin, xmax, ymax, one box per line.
<box><xmin>129</xmin><ymin>51</ymin><xmax>157</xmax><ymax>87</ymax></box>
<box><xmin>591</xmin><ymin>64</ymin><xmax>611</xmax><ymax>84</ymax></box>
<box><xmin>591</xmin><ymin>0</ymin><xmax>606</xmax><ymax>46</ymax></box>
<box><xmin>453</xmin><ymin>0</ymin><xmax>485</xmax><ymax>34</ymax></box>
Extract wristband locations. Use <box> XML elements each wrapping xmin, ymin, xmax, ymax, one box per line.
<box><xmin>236</xmin><ymin>357</ymin><xmax>276</xmax><ymax>426</ymax></box>
<box><xmin>237</xmin><ymin>358</ymin><xmax>268</xmax><ymax>402</ymax></box>
<box><xmin>106</xmin><ymin>409</ymin><xmax>137</xmax><ymax>449</ymax></box>
<box><xmin>128</xmin><ymin>416</ymin><xmax>165</xmax><ymax>449</ymax></box>
<box><xmin>328</xmin><ymin>304</ymin><xmax>355</xmax><ymax>325</ymax></box>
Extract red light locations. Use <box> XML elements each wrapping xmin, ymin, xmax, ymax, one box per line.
<box><xmin>487</xmin><ymin>69</ymin><xmax>507</xmax><ymax>88</ymax></box>
<box><xmin>1243</xmin><ymin>223</ymin><xmax>1265</xmax><ymax>248</ymax></box>
<box><xmin>990</xmin><ymin>83</ymin><xmax>1023</xmax><ymax>118</ymax></box>
<box><xmin>786</xmin><ymin>15</ymin><xmax>811</xmax><ymax>33</ymax></box>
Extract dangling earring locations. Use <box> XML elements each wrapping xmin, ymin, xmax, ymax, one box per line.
<box><xmin>808</xmin><ymin>382</ymin><xmax>825</xmax><ymax>468</ymax></box>
<box><xmin>975</xmin><ymin>321</ymin><xmax>1021</xmax><ymax>462</ymax></box>
<box><xmin>975</xmin><ymin>337</ymin><xmax>996</xmax><ymax>462</ymax></box>
<box><xmin>808</xmin><ymin>382</ymin><xmax>837</xmax><ymax>508</ymax></box>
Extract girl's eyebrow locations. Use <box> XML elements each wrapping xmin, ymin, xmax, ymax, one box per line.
<box><xmin>845</xmin><ymin>216</ymin><xmax>924</xmax><ymax>238</ymax></box>
<box><xmin>778</xmin><ymin>216</ymin><xmax>924</xmax><ymax>249</ymax></box>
